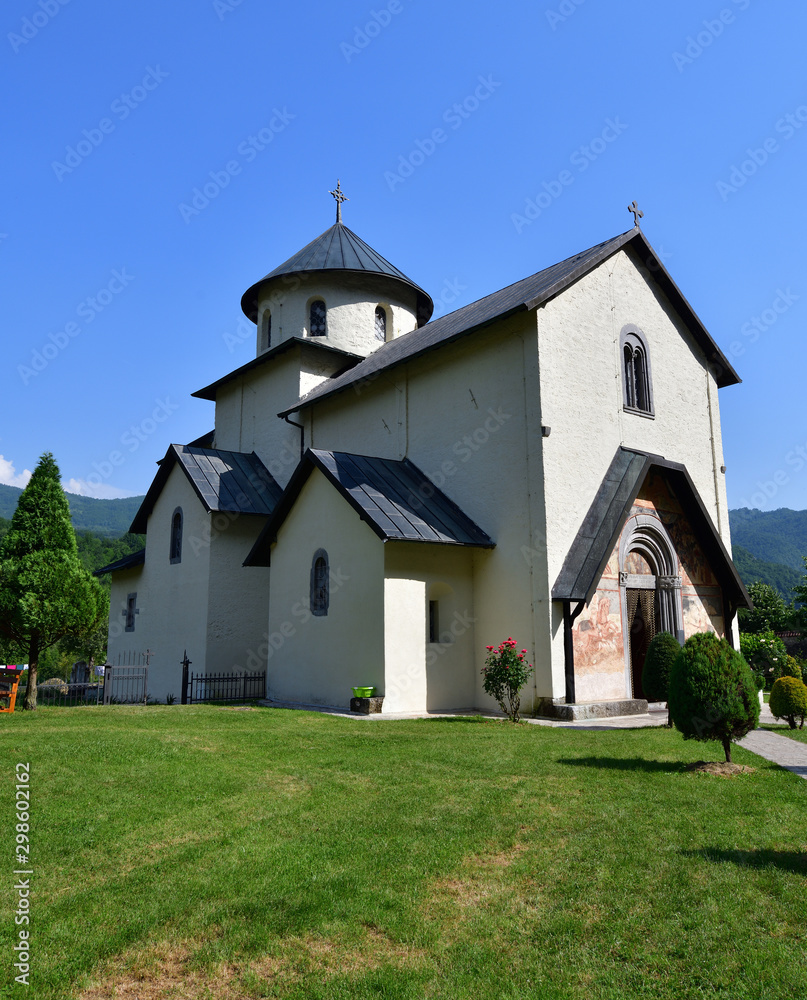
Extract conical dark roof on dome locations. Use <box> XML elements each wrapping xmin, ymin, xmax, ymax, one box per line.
<box><xmin>241</xmin><ymin>222</ymin><xmax>433</xmax><ymax>324</ymax></box>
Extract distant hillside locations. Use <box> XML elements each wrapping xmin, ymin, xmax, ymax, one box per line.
<box><xmin>731</xmin><ymin>544</ymin><xmax>802</xmax><ymax>600</ymax></box>
<box><xmin>0</xmin><ymin>483</ymin><xmax>144</xmax><ymax>538</ymax></box>
<box><xmin>728</xmin><ymin>508</ymin><xmax>807</xmax><ymax>572</ymax></box>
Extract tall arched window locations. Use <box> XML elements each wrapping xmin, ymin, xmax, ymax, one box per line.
<box><xmin>310</xmin><ymin>548</ymin><xmax>329</xmax><ymax>616</ymax></box>
<box><xmin>260</xmin><ymin>309</ymin><xmax>272</xmax><ymax>351</ymax></box>
<box><xmin>374</xmin><ymin>305</ymin><xmax>387</xmax><ymax>342</ymax></box>
<box><xmin>620</xmin><ymin>326</ymin><xmax>654</xmax><ymax>416</ymax></box>
<box><xmin>170</xmin><ymin>507</ymin><xmax>183</xmax><ymax>564</ymax></box>
<box><xmin>309</xmin><ymin>300</ymin><xmax>327</xmax><ymax>337</ymax></box>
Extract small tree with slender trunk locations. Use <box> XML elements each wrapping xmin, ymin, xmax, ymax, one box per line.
<box><xmin>668</xmin><ymin>632</ymin><xmax>759</xmax><ymax>764</ymax></box>
<box><xmin>0</xmin><ymin>453</ymin><xmax>108</xmax><ymax>710</ymax></box>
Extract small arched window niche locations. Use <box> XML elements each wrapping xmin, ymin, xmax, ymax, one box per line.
<box><xmin>310</xmin><ymin>549</ymin><xmax>329</xmax><ymax>616</ymax></box>
<box><xmin>621</xmin><ymin>325</ymin><xmax>654</xmax><ymax>417</ymax></box>
<box><xmin>309</xmin><ymin>299</ymin><xmax>327</xmax><ymax>338</ymax></box>
<box><xmin>259</xmin><ymin>309</ymin><xmax>272</xmax><ymax>352</ymax></box>
<box><xmin>170</xmin><ymin>507</ymin><xmax>183</xmax><ymax>564</ymax></box>
<box><xmin>374</xmin><ymin>305</ymin><xmax>387</xmax><ymax>342</ymax></box>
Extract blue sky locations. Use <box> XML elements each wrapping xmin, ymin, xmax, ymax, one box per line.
<box><xmin>2</xmin><ymin>0</ymin><xmax>805</xmax><ymax>513</ymax></box>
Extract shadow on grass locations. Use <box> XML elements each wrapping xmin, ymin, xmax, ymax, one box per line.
<box><xmin>683</xmin><ymin>847</ymin><xmax>807</xmax><ymax>875</ymax></box>
<box><xmin>557</xmin><ymin>756</ymin><xmax>686</xmax><ymax>773</ymax></box>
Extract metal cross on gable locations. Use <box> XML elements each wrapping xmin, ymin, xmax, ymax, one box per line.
<box><xmin>628</xmin><ymin>200</ymin><xmax>644</xmax><ymax>227</ymax></box>
<box><xmin>329</xmin><ymin>179</ymin><xmax>348</xmax><ymax>223</ymax></box>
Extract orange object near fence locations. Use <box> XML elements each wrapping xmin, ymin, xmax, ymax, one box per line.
<box><xmin>0</xmin><ymin>666</ymin><xmax>24</xmax><ymax>713</ymax></box>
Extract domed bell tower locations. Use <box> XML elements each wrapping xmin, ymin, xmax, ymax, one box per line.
<box><xmin>240</xmin><ymin>182</ymin><xmax>433</xmax><ymax>359</ymax></box>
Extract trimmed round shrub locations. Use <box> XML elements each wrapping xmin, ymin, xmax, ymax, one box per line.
<box><xmin>642</xmin><ymin>632</ymin><xmax>681</xmax><ymax>705</ymax></box>
<box><xmin>668</xmin><ymin>632</ymin><xmax>760</xmax><ymax>763</ymax></box>
<box><xmin>769</xmin><ymin>676</ymin><xmax>807</xmax><ymax>730</ymax></box>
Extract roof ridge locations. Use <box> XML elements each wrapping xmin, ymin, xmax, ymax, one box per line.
<box><xmin>279</xmin><ymin>227</ymin><xmax>740</xmax><ymax>417</ymax></box>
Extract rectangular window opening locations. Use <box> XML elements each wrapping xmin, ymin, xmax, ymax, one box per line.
<box><xmin>428</xmin><ymin>600</ymin><xmax>439</xmax><ymax>643</ymax></box>
<box><xmin>125</xmin><ymin>593</ymin><xmax>137</xmax><ymax>632</ymax></box>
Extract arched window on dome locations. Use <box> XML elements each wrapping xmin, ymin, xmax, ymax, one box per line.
<box><xmin>621</xmin><ymin>326</ymin><xmax>654</xmax><ymax>417</ymax></box>
<box><xmin>170</xmin><ymin>507</ymin><xmax>183</xmax><ymax>564</ymax></box>
<box><xmin>374</xmin><ymin>305</ymin><xmax>387</xmax><ymax>342</ymax></box>
<box><xmin>259</xmin><ymin>309</ymin><xmax>271</xmax><ymax>352</ymax></box>
<box><xmin>309</xmin><ymin>300</ymin><xmax>327</xmax><ymax>337</ymax></box>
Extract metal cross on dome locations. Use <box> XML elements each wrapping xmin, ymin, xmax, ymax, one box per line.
<box><xmin>329</xmin><ymin>180</ymin><xmax>349</xmax><ymax>223</ymax></box>
<box><xmin>628</xmin><ymin>200</ymin><xmax>644</xmax><ymax>227</ymax></box>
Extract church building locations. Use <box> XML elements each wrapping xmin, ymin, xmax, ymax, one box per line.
<box><xmin>101</xmin><ymin>188</ymin><xmax>750</xmax><ymax>718</ymax></box>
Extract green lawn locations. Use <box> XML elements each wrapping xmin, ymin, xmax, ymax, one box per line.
<box><xmin>1</xmin><ymin>706</ymin><xmax>805</xmax><ymax>999</ymax></box>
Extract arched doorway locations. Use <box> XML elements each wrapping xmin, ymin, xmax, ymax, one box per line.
<box><xmin>620</xmin><ymin>516</ymin><xmax>683</xmax><ymax>700</ymax></box>
<box><xmin>625</xmin><ymin>585</ymin><xmax>655</xmax><ymax>699</ymax></box>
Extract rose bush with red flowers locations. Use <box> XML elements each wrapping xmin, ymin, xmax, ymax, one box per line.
<box><xmin>481</xmin><ymin>638</ymin><xmax>533</xmax><ymax>722</ymax></box>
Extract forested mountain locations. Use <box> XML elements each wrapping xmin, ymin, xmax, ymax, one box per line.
<box><xmin>729</xmin><ymin>509</ymin><xmax>807</xmax><ymax>601</ymax></box>
<box><xmin>731</xmin><ymin>544</ymin><xmax>802</xmax><ymax>599</ymax></box>
<box><xmin>728</xmin><ymin>508</ymin><xmax>807</xmax><ymax>572</ymax></box>
<box><xmin>0</xmin><ymin>483</ymin><xmax>144</xmax><ymax>537</ymax></box>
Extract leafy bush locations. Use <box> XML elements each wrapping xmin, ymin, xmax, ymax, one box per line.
<box><xmin>641</xmin><ymin>632</ymin><xmax>680</xmax><ymax>721</ymax></box>
<box><xmin>739</xmin><ymin>631</ymin><xmax>787</xmax><ymax>687</ymax></box>
<box><xmin>481</xmin><ymin>638</ymin><xmax>533</xmax><ymax>722</ymax></box>
<box><xmin>668</xmin><ymin>632</ymin><xmax>760</xmax><ymax>763</ymax></box>
<box><xmin>769</xmin><ymin>676</ymin><xmax>807</xmax><ymax>730</ymax></box>
<box><xmin>776</xmin><ymin>656</ymin><xmax>803</xmax><ymax>681</ymax></box>
<box><xmin>737</xmin><ymin>581</ymin><xmax>793</xmax><ymax>634</ymax></box>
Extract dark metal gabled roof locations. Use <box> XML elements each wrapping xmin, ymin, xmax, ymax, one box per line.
<box><xmin>94</xmin><ymin>548</ymin><xmax>145</xmax><ymax>576</ymax></box>
<box><xmin>245</xmin><ymin>449</ymin><xmax>494</xmax><ymax>566</ymax></box>
<box><xmin>551</xmin><ymin>447</ymin><xmax>751</xmax><ymax>609</ymax></box>
<box><xmin>279</xmin><ymin>227</ymin><xmax>741</xmax><ymax>418</ymax></box>
<box><xmin>241</xmin><ymin>222</ymin><xmax>433</xmax><ymax>324</ymax></box>
<box><xmin>130</xmin><ymin>445</ymin><xmax>283</xmax><ymax>534</ymax></box>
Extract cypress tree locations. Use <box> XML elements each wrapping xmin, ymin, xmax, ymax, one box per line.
<box><xmin>0</xmin><ymin>453</ymin><xmax>108</xmax><ymax>709</ymax></box>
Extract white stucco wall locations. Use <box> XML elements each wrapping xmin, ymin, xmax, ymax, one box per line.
<box><xmin>106</xmin><ymin>470</ymin><xmax>273</xmax><ymax>703</ymax></box>
<box><xmin>265</xmin><ymin>469</ymin><xmax>385</xmax><ymax>709</ymax></box>
<box><xmin>306</xmin><ymin>315</ymin><xmax>549</xmax><ymax>713</ymax></box>
<box><xmin>106</xmin><ymin>469</ymin><xmax>211</xmax><ymax>702</ymax></box>
<box><xmin>254</xmin><ymin>273</ymin><xmax>419</xmax><ymax>357</ymax></box>
<box><xmin>205</xmin><ymin>515</ymin><xmax>272</xmax><ymax>676</ymax></box>
<box><xmin>537</xmin><ymin>247</ymin><xmax>736</xmax><ymax>691</ymax></box>
<box><xmin>213</xmin><ymin>344</ymin><xmax>366</xmax><ymax>490</ymax></box>
<box><xmin>383</xmin><ymin>542</ymin><xmax>477</xmax><ymax>713</ymax></box>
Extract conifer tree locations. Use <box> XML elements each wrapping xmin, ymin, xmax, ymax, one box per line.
<box><xmin>668</xmin><ymin>632</ymin><xmax>759</xmax><ymax>763</ymax></box>
<box><xmin>0</xmin><ymin>453</ymin><xmax>108</xmax><ymax>710</ymax></box>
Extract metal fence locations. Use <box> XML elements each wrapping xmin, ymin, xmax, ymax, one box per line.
<box><xmin>37</xmin><ymin>679</ymin><xmax>103</xmax><ymax>707</ymax></box>
<box><xmin>182</xmin><ymin>670</ymin><xmax>266</xmax><ymax>705</ymax></box>
<box><xmin>103</xmin><ymin>665</ymin><xmax>148</xmax><ymax>705</ymax></box>
<box><xmin>35</xmin><ymin>663</ymin><xmax>149</xmax><ymax>707</ymax></box>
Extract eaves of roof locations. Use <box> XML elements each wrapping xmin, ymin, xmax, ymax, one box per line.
<box><xmin>93</xmin><ymin>548</ymin><xmax>145</xmax><ymax>576</ymax></box>
<box><xmin>244</xmin><ymin>448</ymin><xmax>494</xmax><ymax>567</ymax></box>
<box><xmin>551</xmin><ymin>446</ymin><xmax>751</xmax><ymax>610</ymax></box>
<box><xmin>130</xmin><ymin>445</ymin><xmax>283</xmax><ymax>534</ymax></box>
<box><xmin>240</xmin><ymin>222</ymin><xmax>434</xmax><ymax>324</ymax></box>
<box><xmin>278</xmin><ymin>228</ymin><xmax>741</xmax><ymax>418</ymax></box>
<box><xmin>192</xmin><ymin>337</ymin><xmax>364</xmax><ymax>402</ymax></box>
